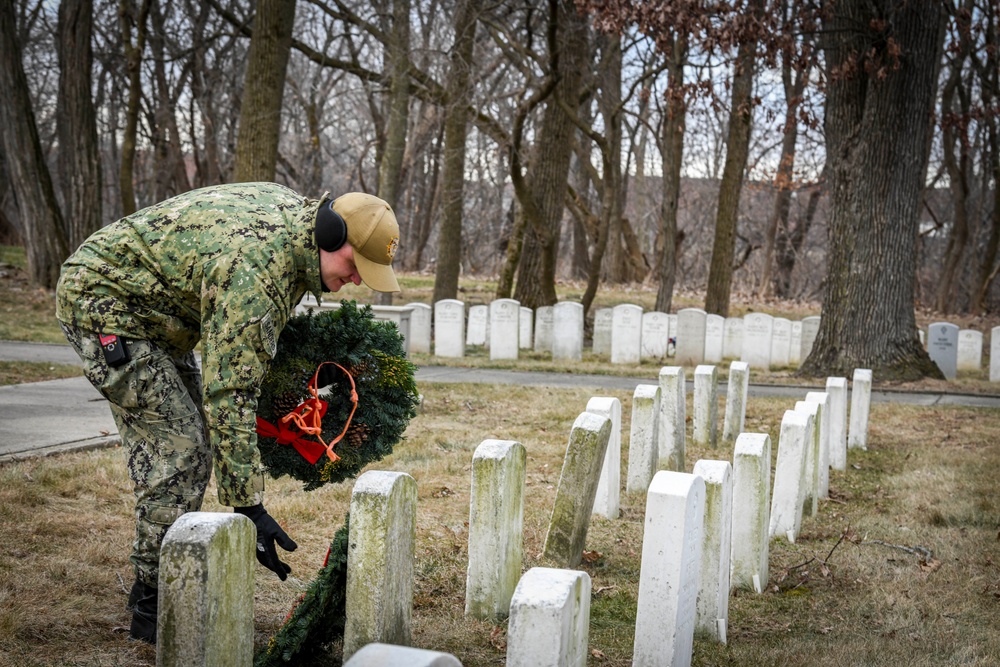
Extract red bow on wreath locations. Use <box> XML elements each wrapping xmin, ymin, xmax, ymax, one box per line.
<box><xmin>255</xmin><ymin>362</ymin><xmax>359</xmax><ymax>465</ymax></box>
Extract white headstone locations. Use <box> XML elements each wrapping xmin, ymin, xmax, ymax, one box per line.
<box><xmin>692</xmin><ymin>460</ymin><xmax>733</xmax><ymax>644</ymax></box>
<box><xmin>722</xmin><ymin>317</ymin><xmax>743</xmax><ymax>360</ymax></box>
<box><xmin>992</xmin><ymin>326</ymin><xmax>1000</xmax><ymax>382</ymax></box>
<box><xmin>433</xmin><ymin>300</ymin><xmax>465</xmax><ymax>358</ymax></box>
<box><xmin>741</xmin><ymin>313</ymin><xmax>774</xmax><ymax>370</ymax></box>
<box><xmin>552</xmin><ymin>302</ymin><xmax>584</xmax><ymax>362</ymax></box>
<box><xmin>848</xmin><ymin>369</ymin><xmax>873</xmax><ymax>451</ymax></box>
<box><xmin>693</xmin><ymin>365</ymin><xmax>719</xmax><ymax>449</ymax></box>
<box><xmin>676</xmin><ymin>308</ymin><xmax>708</xmax><ymax>366</ymax></box>
<box><xmin>770</xmin><ymin>318</ymin><xmax>792</xmax><ymax>367</ymax></box>
<box><xmin>722</xmin><ymin>361</ymin><xmax>750</xmax><ymax>447</ymax></box>
<box><xmin>519</xmin><ymin>307</ymin><xmax>533</xmax><ymax>350</ymax></box>
<box><xmin>799</xmin><ymin>315</ymin><xmax>820</xmax><ymax>361</ymax></box>
<box><xmin>542</xmin><ymin>412</ymin><xmax>612</xmax><ymax>567</ymax></box>
<box><xmin>633</xmin><ymin>471</ymin><xmax>705</xmax><ymax>667</ymax></box>
<box><xmin>658</xmin><ymin>366</ymin><xmax>686</xmax><ymax>471</ymax></box>
<box><xmin>769</xmin><ymin>410</ymin><xmax>812</xmax><ymax>543</ymax></box>
<box><xmin>730</xmin><ymin>433</ymin><xmax>771</xmax><ymax>593</ymax></box>
<box><xmin>627</xmin><ymin>384</ymin><xmax>661</xmax><ymax>494</ymax></box>
<box><xmin>157</xmin><ymin>513</ymin><xmax>255</xmax><ymax>667</ymax></box>
<box><xmin>534</xmin><ymin>306</ymin><xmax>554</xmax><ymax>353</ymax></box>
<box><xmin>641</xmin><ymin>311</ymin><xmax>672</xmax><ymax>360</ymax></box>
<box><xmin>826</xmin><ymin>377</ymin><xmax>848</xmax><ymax>471</ymax></box>
<box><xmin>957</xmin><ymin>329</ymin><xmax>983</xmax><ymax>372</ymax></box>
<box><xmin>592</xmin><ymin>308</ymin><xmax>613</xmax><ymax>356</ymax></box>
<box><xmin>345</xmin><ymin>644</ymin><xmax>462</xmax><ymax>667</ymax></box>
<box><xmin>466</xmin><ymin>305</ymin><xmax>488</xmax><ymax>346</ymax></box>
<box><xmin>704</xmin><ymin>314</ymin><xmax>725</xmax><ymax>364</ymax></box>
<box><xmin>406</xmin><ymin>303</ymin><xmax>432</xmax><ymax>354</ymax></box>
<box><xmin>610</xmin><ymin>304</ymin><xmax>643</xmax><ymax>365</ymax></box>
<box><xmin>344</xmin><ymin>471</ymin><xmax>418</xmax><ymax>661</ymax></box>
<box><xmin>466</xmin><ymin>440</ymin><xmax>526</xmax><ymax>621</ymax></box>
<box><xmin>927</xmin><ymin>322</ymin><xmax>959</xmax><ymax>380</ymax></box>
<box><xmin>587</xmin><ymin>397</ymin><xmax>622</xmax><ymax>520</ymax></box>
<box><xmin>506</xmin><ymin>568</ymin><xmax>591</xmax><ymax>667</ymax></box>
<box><xmin>489</xmin><ymin>299</ymin><xmax>520</xmax><ymax>360</ymax></box>
<box><xmin>789</xmin><ymin>321</ymin><xmax>803</xmax><ymax>365</ymax></box>
<box><xmin>804</xmin><ymin>391</ymin><xmax>830</xmax><ymax>500</ymax></box>
<box><xmin>794</xmin><ymin>400</ymin><xmax>821</xmax><ymax>518</ymax></box>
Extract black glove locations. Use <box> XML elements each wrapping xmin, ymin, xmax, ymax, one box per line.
<box><xmin>234</xmin><ymin>504</ymin><xmax>298</xmax><ymax>580</ymax></box>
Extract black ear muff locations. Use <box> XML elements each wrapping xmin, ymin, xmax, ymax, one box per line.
<box><xmin>315</xmin><ymin>199</ymin><xmax>348</xmax><ymax>252</ymax></box>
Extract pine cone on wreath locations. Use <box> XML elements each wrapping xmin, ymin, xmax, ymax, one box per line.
<box><xmin>346</xmin><ymin>423</ymin><xmax>369</xmax><ymax>448</ymax></box>
<box><xmin>271</xmin><ymin>391</ymin><xmax>303</xmax><ymax>418</ymax></box>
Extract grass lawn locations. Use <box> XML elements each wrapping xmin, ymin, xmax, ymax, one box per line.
<box><xmin>1</xmin><ymin>243</ymin><xmax>999</xmax><ymax>665</ymax></box>
<box><xmin>1</xmin><ymin>384</ymin><xmax>998</xmax><ymax>666</ymax></box>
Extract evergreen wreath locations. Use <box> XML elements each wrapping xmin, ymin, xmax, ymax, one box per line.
<box><xmin>253</xmin><ymin>302</ymin><xmax>419</xmax><ymax>664</ymax></box>
<box><xmin>254</xmin><ymin>516</ymin><xmax>350</xmax><ymax>667</ymax></box>
<box><xmin>255</xmin><ymin>301</ymin><xmax>420</xmax><ymax>491</ymax></box>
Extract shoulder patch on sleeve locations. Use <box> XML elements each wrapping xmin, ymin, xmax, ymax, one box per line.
<box><xmin>261</xmin><ymin>311</ymin><xmax>277</xmax><ymax>359</ymax></box>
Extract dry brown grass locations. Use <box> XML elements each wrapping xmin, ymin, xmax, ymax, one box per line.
<box><xmin>1</xmin><ymin>383</ymin><xmax>998</xmax><ymax>666</ymax></box>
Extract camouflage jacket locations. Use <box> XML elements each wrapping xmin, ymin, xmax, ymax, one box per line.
<box><xmin>56</xmin><ymin>182</ymin><xmax>325</xmax><ymax>506</ymax></box>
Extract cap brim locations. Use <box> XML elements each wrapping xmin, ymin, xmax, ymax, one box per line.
<box><xmin>354</xmin><ymin>251</ymin><xmax>400</xmax><ymax>292</ymax></box>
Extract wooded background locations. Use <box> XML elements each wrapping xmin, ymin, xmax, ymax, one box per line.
<box><xmin>0</xmin><ymin>0</ymin><xmax>996</xmax><ymax>379</ymax></box>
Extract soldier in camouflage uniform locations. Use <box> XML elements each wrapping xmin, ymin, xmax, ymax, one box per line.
<box><xmin>55</xmin><ymin>182</ymin><xmax>401</xmax><ymax>643</ymax></box>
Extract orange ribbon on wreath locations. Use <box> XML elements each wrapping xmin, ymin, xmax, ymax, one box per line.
<box><xmin>256</xmin><ymin>361</ymin><xmax>359</xmax><ymax>464</ymax></box>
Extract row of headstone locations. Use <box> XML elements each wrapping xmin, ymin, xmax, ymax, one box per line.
<box><xmin>156</xmin><ymin>363</ymin><xmax>876</xmax><ymax>666</ymax></box>
<box><xmin>409</xmin><ymin>299</ymin><xmax>826</xmax><ymax>371</ymax></box>
<box><xmin>431</xmin><ymin>300</ymin><xmax>587</xmax><ymax>362</ymax></box>
<box><xmin>925</xmin><ymin>322</ymin><xmax>1000</xmax><ymax>380</ymax></box>
<box><xmin>323</xmin><ymin>297</ymin><xmax>1000</xmax><ymax>383</ymax></box>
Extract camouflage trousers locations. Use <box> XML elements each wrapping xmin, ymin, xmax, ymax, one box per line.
<box><xmin>60</xmin><ymin>323</ymin><xmax>211</xmax><ymax>588</ymax></box>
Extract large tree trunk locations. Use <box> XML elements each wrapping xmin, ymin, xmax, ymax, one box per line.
<box><xmin>233</xmin><ymin>0</ymin><xmax>296</xmax><ymax>182</ymax></box>
<box><xmin>0</xmin><ymin>0</ymin><xmax>69</xmax><ymax>288</ymax></box>
<box><xmin>704</xmin><ymin>0</ymin><xmax>762</xmax><ymax>317</ymax></box>
<box><xmin>801</xmin><ymin>0</ymin><xmax>945</xmax><ymax>380</ymax></box>
<box><xmin>432</xmin><ymin>0</ymin><xmax>478</xmax><ymax>304</ymax></box>
<box><xmin>513</xmin><ymin>0</ymin><xmax>588</xmax><ymax>309</ymax></box>
<box><xmin>118</xmin><ymin>0</ymin><xmax>150</xmax><ymax>216</ymax></box>
<box><xmin>653</xmin><ymin>33</ymin><xmax>688</xmax><ymax>314</ymax></box>
<box><xmin>57</xmin><ymin>0</ymin><xmax>102</xmax><ymax>250</ymax></box>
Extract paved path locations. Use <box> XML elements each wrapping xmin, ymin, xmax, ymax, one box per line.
<box><xmin>2</xmin><ymin>340</ymin><xmax>999</xmax><ymax>463</ymax></box>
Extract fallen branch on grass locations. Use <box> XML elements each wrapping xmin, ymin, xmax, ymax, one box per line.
<box><xmin>859</xmin><ymin>539</ymin><xmax>934</xmax><ymax>561</ymax></box>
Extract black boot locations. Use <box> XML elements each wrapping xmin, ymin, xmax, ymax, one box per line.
<box><xmin>126</xmin><ymin>578</ymin><xmax>143</xmax><ymax>610</ymax></box>
<box><xmin>129</xmin><ymin>581</ymin><xmax>158</xmax><ymax>644</ymax></box>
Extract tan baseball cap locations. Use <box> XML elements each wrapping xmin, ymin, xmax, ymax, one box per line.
<box><xmin>332</xmin><ymin>193</ymin><xmax>401</xmax><ymax>293</ymax></box>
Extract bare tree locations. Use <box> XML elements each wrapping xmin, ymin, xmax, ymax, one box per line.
<box><xmin>971</xmin><ymin>0</ymin><xmax>1000</xmax><ymax>313</ymax></box>
<box><xmin>118</xmin><ymin>0</ymin><xmax>150</xmax><ymax>215</ymax></box>
<box><xmin>432</xmin><ymin>0</ymin><xmax>481</xmax><ymax>303</ymax></box>
<box><xmin>0</xmin><ymin>0</ymin><xmax>69</xmax><ymax>288</ymax></box>
<box><xmin>704</xmin><ymin>0</ymin><xmax>766</xmax><ymax>317</ymax></box>
<box><xmin>653</xmin><ymin>33</ymin><xmax>688</xmax><ymax>313</ymax></box>
<box><xmin>511</xmin><ymin>0</ymin><xmax>589</xmax><ymax>308</ymax></box>
<box><xmin>57</xmin><ymin>0</ymin><xmax>103</xmax><ymax>250</ymax></box>
<box><xmin>233</xmin><ymin>0</ymin><xmax>297</xmax><ymax>182</ymax></box>
<box><xmin>757</xmin><ymin>0</ymin><xmax>819</xmax><ymax>298</ymax></box>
